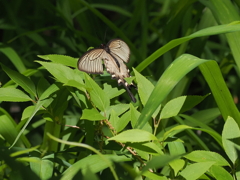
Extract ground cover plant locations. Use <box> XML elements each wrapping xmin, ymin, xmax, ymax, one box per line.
<box><xmin>1</xmin><ymin>0</ymin><xmax>240</xmax><ymax>179</ymax></box>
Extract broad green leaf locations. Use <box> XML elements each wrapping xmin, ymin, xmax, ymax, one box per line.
<box><xmin>64</xmin><ymin>79</ymin><xmax>86</xmax><ymax>92</ymax></box>
<box><xmin>0</xmin><ymin>88</ymin><xmax>32</xmax><ymax>102</ymax></box>
<box><xmin>128</xmin><ymin>142</ymin><xmax>163</xmax><ymax>155</ymax></box>
<box><xmin>109</xmin><ymin>110</ymin><xmax>120</xmax><ymax>131</ymax></box>
<box><xmin>38</xmin><ymin>54</ymin><xmax>77</xmax><ymax>68</ymax></box>
<box><xmin>184</xmin><ymin>150</ymin><xmax>230</xmax><ymax>166</ymax></box>
<box><xmin>82</xmin><ymin>165</ymin><xmax>99</xmax><ymax>180</ymax></box>
<box><xmin>3</xmin><ymin>69</ymin><xmax>39</xmax><ymax>88</ymax></box>
<box><xmin>36</xmin><ymin>77</ymin><xmax>51</xmax><ymax>98</ymax></box>
<box><xmin>0</xmin><ymin>43</ymin><xmax>26</xmax><ymax>73</ymax></box>
<box><xmin>222</xmin><ymin>116</ymin><xmax>240</xmax><ymax>164</ymax></box>
<box><xmin>178</xmin><ymin>94</ymin><xmax>210</xmax><ymax>113</ymax></box>
<box><xmin>209</xmin><ymin>165</ymin><xmax>233</xmax><ymax>180</ymax></box>
<box><xmin>0</xmin><ymin>108</ymin><xmax>26</xmax><ymax>147</ymax></box>
<box><xmin>105</xmin><ymin>103</ymin><xmax>129</xmax><ymax>119</ymax></box>
<box><xmin>108</xmin><ymin>129</ymin><xmax>158</xmax><ymax>143</ymax></box>
<box><xmin>141</xmin><ymin>154</ymin><xmax>180</xmax><ymax>173</ymax></box>
<box><xmin>1</xmin><ymin>64</ymin><xmax>36</xmax><ymax>97</ymax></box>
<box><xmin>116</xmin><ymin>109</ymin><xmax>131</xmax><ymax>132</ymax></box>
<box><xmin>135</xmin><ymin>54</ymin><xmax>208</xmax><ymax>129</ymax></box>
<box><xmin>103</xmin><ymin>83</ymin><xmax>125</xmax><ymax>99</ymax></box>
<box><xmin>168</xmin><ymin>141</ymin><xmax>186</xmax><ymax>155</ymax></box>
<box><xmin>84</xmin><ymin>73</ymin><xmax>110</xmax><ymax>112</ymax></box>
<box><xmin>36</xmin><ymin>61</ymin><xmax>76</xmax><ymax>84</ymax></box>
<box><xmin>161</xmin><ymin>95</ymin><xmax>209</xmax><ymax>119</ymax></box>
<box><xmin>134</xmin><ymin>69</ymin><xmax>154</xmax><ymax>106</ymax></box>
<box><xmin>81</xmin><ymin>108</ymin><xmax>106</xmax><ymax>121</ymax></box>
<box><xmin>180</xmin><ymin>161</ymin><xmax>215</xmax><ymax>180</ymax></box>
<box><xmin>130</xmin><ymin>103</ymin><xmax>152</xmax><ymax>133</ymax></box>
<box><xmin>160</xmin><ymin>96</ymin><xmax>186</xmax><ymax>119</ymax></box>
<box><xmin>169</xmin><ymin>159</ymin><xmax>185</xmax><ymax>176</ymax></box>
<box><xmin>30</xmin><ymin>157</ymin><xmax>54</xmax><ymax>180</ymax></box>
<box><xmin>21</xmin><ymin>105</ymin><xmax>37</xmax><ymax>121</ymax></box>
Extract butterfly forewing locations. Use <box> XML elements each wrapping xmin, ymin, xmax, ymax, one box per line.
<box><xmin>108</xmin><ymin>39</ymin><xmax>130</xmax><ymax>63</ymax></box>
<box><xmin>78</xmin><ymin>48</ymin><xmax>105</xmax><ymax>74</ymax></box>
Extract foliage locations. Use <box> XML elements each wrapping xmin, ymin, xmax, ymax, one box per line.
<box><xmin>0</xmin><ymin>0</ymin><xmax>240</xmax><ymax>179</ymax></box>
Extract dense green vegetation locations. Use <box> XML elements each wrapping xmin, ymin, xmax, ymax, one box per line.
<box><xmin>1</xmin><ymin>0</ymin><xmax>240</xmax><ymax>179</ymax></box>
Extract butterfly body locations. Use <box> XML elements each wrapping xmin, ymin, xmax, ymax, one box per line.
<box><xmin>78</xmin><ymin>39</ymin><xmax>136</xmax><ymax>102</ymax></box>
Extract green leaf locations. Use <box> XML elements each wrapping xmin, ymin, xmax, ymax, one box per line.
<box><xmin>141</xmin><ymin>154</ymin><xmax>180</xmax><ymax>173</ymax></box>
<box><xmin>129</xmin><ymin>142</ymin><xmax>163</xmax><ymax>155</ymax></box>
<box><xmin>109</xmin><ymin>110</ymin><xmax>120</xmax><ymax>131</ymax></box>
<box><xmin>134</xmin><ymin>68</ymin><xmax>154</xmax><ymax>106</ymax></box>
<box><xmin>209</xmin><ymin>165</ymin><xmax>234</xmax><ymax>180</ymax></box>
<box><xmin>64</xmin><ymin>79</ymin><xmax>86</xmax><ymax>92</ymax></box>
<box><xmin>136</xmin><ymin>23</ymin><xmax>240</xmax><ymax>72</ymax></box>
<box><xmin>105</xmin><ymin>104</ymin><xmax>129</xmax><ymax>119</ymax></box>
<box><xmin>61</xmin><ymin>154</ymin><xmax>129</xmax><ymax>180</ymax></box>
<box><xmin>160</xmin><ymin>95</ymin><xmax>209</xmax><ymax>119</ymax></box>
<box><xmin>84</xmin><ymin>73</ymin><xmax>110</xmax><ymax>112</ymax></box>
<box><xmin>184</xmin><ymin>150</ymin><xmax>230</xmax><ymax>166</ymax></box>
<box><xmin>36</xmin><ymin>61</ymin><xmax>80</xmax><ymax>84</ymax></box>
<box><xmin>10</xmin><ymin>84</ymin><xmax>59</xmax><ymax>148</ymax></box>
<box><xmin>108</xmin><ymin>129</ymin><xmax>158</xmax><ymax>143</ymax></box>
<box><xmin>178</xmin><ymin>115</ymin><xmax>222</xmax><ymax>146</ymax></box>
<box><xmin>130</xmin><ymin>103</ymin><xmax>152</xmax><ymax>133</ymax></box>
<box><xmin>30</xmin><ymin>157</ymin><xmax>54</xmax><ymax>180</ymax></box>
<box><xmin>81</xmin><ymin>109</ymin><xmax>106</xmax><ymax>121</ymax></box>
<box><xmin>169</xmin><ymin>159</ymin><xmax>185</xmax><ymax>176</ymax></box>
<box><xmin>199</xmin><ymin>61</ymin><xmax>240</xmax><ymax>125</ymax></box>
<box><xmin>168</xmin><ymin>141</ymin><xmax>186</xmax><ymax>155</ymax></box>
<box><xmin>36</xmin><ymin>77</ymin><xmax>51</xmax><ymax>98</ymax></box>
<box><xmin>1</xmin><ymin>64</ymin><xmax>36</xmax><ymax>97</ymax></box>
<box><xmin>116</xmin><ymin>109</ymin><xmax>131</xmax><ymax>132</ymax></box>
<box><xmin>163</xmin><ymin>125</ymin><xmax>192</xmax><ymax>141</ymax></box>
<box><xmin>160</xmin><ymin>96</ymin><xmax>186</xmax><ymax>119</ymax></box>
<box><xmin>37</xmin><ymin>54</ymin><xmax>78</xmax><ymax>68</ymax></box>
<box><xmin>180</xmin><ymin>161</ymin><xmax>215</xmax><ymax>180</ymax></box>
<box><xmin>222</xmin><ymin>116</ymin><xmax>240</xmax><ymax>164</ymax></box>
<box><xmin>143</xmin><ymin>171</ymin><xmax>168</xmax><ymax>180</ymax></box>
<box><xmin>0</xmin><ymin>108</ymin><xmax>26</xmax><ymax>147</ymax></box>
<box><xmin>0</xmin><ymin>43</ymin><xmax>26</xmax><ymax>73</ymax></box>
<box><xmin>135</xmin><ymin>54</ymin><xmax>208</xmax><ymax>129</ymax></box>
<box><xmin>103</xmin><ymin>83</ymin><xmax>125</xmax><ymax>99</ymax></box>
<box><xmin>0</xmin><ymin>88</ymin><xmax>32</xmax><ymax>102</ymax></box>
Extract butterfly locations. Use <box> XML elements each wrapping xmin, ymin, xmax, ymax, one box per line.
<box><xmin>77</xmin><ymin>38</ymin><xmax>137</xmax><ymax>102</ymax></box>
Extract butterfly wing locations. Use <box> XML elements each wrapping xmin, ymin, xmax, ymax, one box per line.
<box><xmin>107</xmin><ymin>39</ymin><xmax>130</xmax><ymax>63</ymax></box>
<box><xmin>103</xmin><ymin>53</ymin><xmax>136</xmax><ymax>102</ymax></box>
<box><xmin>78</xmin><ymin>48</ymin><xmax>105</xmax><ymax>74</ymax></box>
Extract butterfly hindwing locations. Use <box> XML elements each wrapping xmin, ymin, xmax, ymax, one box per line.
<box><xmin>107</xmin><ymin>39</ymin><xmax>130</xmax><ymax>63</ymax></box>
